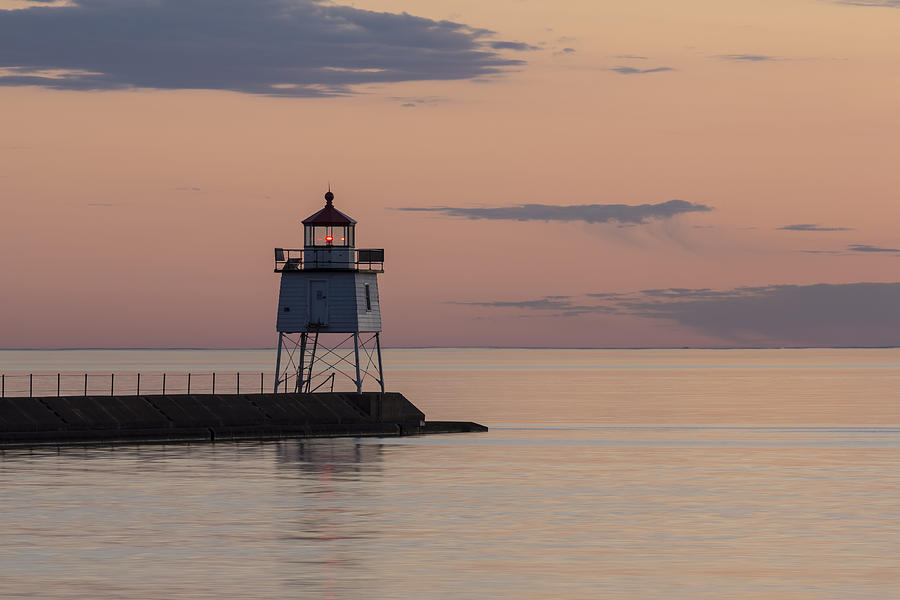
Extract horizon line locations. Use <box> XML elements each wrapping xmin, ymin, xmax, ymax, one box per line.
<box><xmin>1</xmin><ymin>346</ymin><xmax>900</xmax><ymax>351</ymax></box>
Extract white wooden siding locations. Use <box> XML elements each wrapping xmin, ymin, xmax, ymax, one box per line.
<box><xmin>276</xmin><ymin>273</ymin><xmax>309</xmax><ymax>332</ymax></box>
<box><xmin>276</xmin><ymin>271</ymin><xmax>382</xmax><ymax>333</ymax></box>
<box><xmin>355</xmin><ymin>273</ymin><xmax>382</xmax><ymax>332</ymax></box>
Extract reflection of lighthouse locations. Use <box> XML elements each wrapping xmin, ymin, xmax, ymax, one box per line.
<box><xmin>273</xmin><ymin>190</ymin><xmax>385</xmax><ymax>393</ymax></box>
<box><xmin>275</xmin><ymin>440</ymin><xmax>385</xmax><ymax>475</ymax></box>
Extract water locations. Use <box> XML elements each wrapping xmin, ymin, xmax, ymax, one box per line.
<box><xmin>2</xmin><ymin>348</ymin><xmax>900</xmax><ymax>599</ymax></box>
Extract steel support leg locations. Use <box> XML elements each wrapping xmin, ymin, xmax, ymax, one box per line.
<box><xmin>353</xmin><ymin>332</ymin><xmax>363</xmax><ymax>393</ymax></box>
<box><xmin>375</xmin><ymin>332</ymin><xmax>385</xmax><ymax>393</ymax></box>
<box><xmin>274</xmin><ymin>333</ymin><xmax>284</xmax><ymax>393</ymax></box>
<box><xmin>306</xmin><ymin>332</ymin><xmax>319</xmax><ymax>393</ymax></box>
<box><xmin>297</xmin><ymin>332</ymin><xmax>308</xmax><ymax>394</ymax></box>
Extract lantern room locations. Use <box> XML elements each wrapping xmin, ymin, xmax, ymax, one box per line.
<box><xmin>302</xmin><ymin>191</ymin><xmax>356</xmax><ymax>248</ymax></box>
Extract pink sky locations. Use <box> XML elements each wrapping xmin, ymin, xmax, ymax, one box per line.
<box><xmin>1</xmin><ymin>0</ymin><xmax>899</xmax><ymax>348</ymax></box>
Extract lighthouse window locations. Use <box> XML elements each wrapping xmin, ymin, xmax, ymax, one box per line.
<box><xmin>364</xmin><ymin>284</ymin><xmax>372</xmax><ymax>311</ymax></box>
<box><xmin>305</xmin><ymin>225</ymin><xmax>354</xmax><ymax>247</ymax></box>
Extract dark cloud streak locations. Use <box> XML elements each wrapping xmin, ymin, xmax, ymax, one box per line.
<box><xmin>489</xmin><ymin>41</ymin><xmax>538</xmax><ymax>51</ymax></box>
<box><xmin>778</xmin><ymin>223</ymin><xmax>854</xmax><ymax>231</ymax></box>
<box><xmin>0</xmin><ymin>0</ymin><xmax>528</xmax><ymax>96</ymax></box>
<box><xmin>837</xmin><ymin>1</ymin><xmax>900</xmax><ymax>7</ymax></box>
<box><xmin>454</xmin><ymin>283</ymin><xmax>900</xmax><ymax>346</ymax></box>
<box><xmin>395</xmin><ymin>199</ymin><xmax>713</xmax><ymax>225</ymax></box>
<box><xmin>716</xmin><ymin>54</ymin><xmax>779</xmax><ymax>62</ymax></box>
<box><xmin>450</xmin><ymin>298</ymin><xmax>574</xmax><ymax>310</ymax></box>
<box><xmin>610</xmin><ymin>66</ymin><xmax>674</xmax><ymax>75</ymax></box>
<box><xmin>847</xmin><ymin>243</ymin><xmax>900</xmax><ymax>254</ymax></box>
<box><xmin>799</xmin><ymin>243</ymin><xmax>900</xmax><ymax>256</ymax></box>
<box><xmin>449</xmin><ymin>297</ymin><xmax>612</xmax><ymax>317</ymax></box>
<box><xmin>620</xmin><ymin>283</ymin><xmax>900</xmax><ymax>346</ymax></box>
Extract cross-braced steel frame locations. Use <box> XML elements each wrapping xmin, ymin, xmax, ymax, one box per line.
<box><xmin>274</xmin><ymin>330</ymin><xmax>384</xmax><ymax>394</ymax></box>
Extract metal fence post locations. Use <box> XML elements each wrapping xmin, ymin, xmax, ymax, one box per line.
<box><xmin>84</xmin><ymin>374</ymin><xmax>88</xmax><ymax>397</ymax></box>
<box><xmin>111</xmin><ymin>373</ymin><xmax>115</xmax><ymax>396</ymax></box>
<box><xmin>1</xmin><ymin>374</ymin><xmax>4</xmax><ymax>398</ymax></box>
<box><xmin>57</xmin><ymin>373</ymin><xmax>61</xmax><ymax>397</ymax></box>
<box><xmin>236</xmin><ymin>372</ymin><xmax>240</xmax><ymax>394</ymax></box>
<box><xmin>260</xmin><ymin>372</ymin><xmax>264</xmax><ymax>394</ymax></box>
<box><xmin>29</xmin><ymin>374</ymin><xmax>33</xmax><ymax>398</ymax></box>
<box><xmin>162</xmin><ymin>373</ymin><xmax>166</xmax><ymax>395</ymax></box>
<box><xmin>137</xmin><ymin>373</ymin><xmax>141</xmax><ymax>395</ymax></box>
<box><xmin>187</xmin><ymin>373</ymin><xmax>191</xmax><ymax>395</ymax></box>
<box><xmin>212</xmin><ymin>372</ymin><xmax>216</xmax><ymax>394</ymax></box>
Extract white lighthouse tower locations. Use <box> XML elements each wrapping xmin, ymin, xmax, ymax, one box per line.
<box><xmin>273</xmin><ymin>190</ymin><xmax>385</xmax><ymax>394</ymax></box>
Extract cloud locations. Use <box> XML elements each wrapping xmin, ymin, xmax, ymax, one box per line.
<box><xmin>847</xmin><ymin>243</ymin><xmax>900</xmax><ymax>254</ymax></box>
<box><xmin>390</xmin><ymin>95</ymin><xmax>446</xmax><ymax>107</ymax></box>
<box><xmin>615</xmin><ymin>55</ymin><xmax>648</xmax><ymax>60</ymax></box>
<box><xmin>610</xmin><ymin>66</ymin><xmax>674</xmax><ymax>75</ymax></box>
<box><xmin>637</xmin><ymin>288</ymin><xmax>743</xmax><ymax>299</ymax></box>
<box><xmin>450</xmin><ymin>297</ymin><xmax>612</xmax><ymax>317</ymax></box>
<box><xmin>489</xmin><ymin>41</ymin><xmax>538</xmax><ymax>51</ymax></box>
<box><xmin>451</xmin><ymin>298</ymin><xmax>575</xmax><ymax>310</ymax></box>
<box><xmin>618</xmin><ymin>283</ymin><xmax>900</xmax><ymax>346</ymax></box>
<box><xmin>459</xmin><ymin>283</ymin><xmax>900</xmax><ymax>346</ymax></box>
<box><xmin>778</xmin><ymin>223</ymin><xmax>854</xmax><ymax>231</ymax></box>
<box><xmin>716</xmin><ymin>54</ymin><xmax>779</xmax><ymax>62</ymax></box>
<box><xmin>799</xmin><ymin>244</ymin><xmax>900</xmax><ymax>256</ymax></box>
<box><xmin>837</xmin><ymin>1</ymin><xmax>900</xmax><ymax>6</ymax></box>
<box><xmin>394</xmin><ymin>199</ymin><xmax>713</xmax><ymax>225</ymax></box>
<box><xmin>0</xmin><ymin>0</ymin><xmax>527</xmax><ymax>96</ymax></box>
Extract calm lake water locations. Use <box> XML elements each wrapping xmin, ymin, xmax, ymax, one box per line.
<box><xmin>2</xmin><ymin>348</ymin><xmax>900</xmax><ymax>599</ymax></box>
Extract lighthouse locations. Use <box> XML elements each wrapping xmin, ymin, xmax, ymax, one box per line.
<box><xmin>273</xmin><ymin>190</ymin><xmax>385</xmax><ymax>394</ymax></box>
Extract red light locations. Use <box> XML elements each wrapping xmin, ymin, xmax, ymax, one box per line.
<box><xmin>325</xmin><ymin>235</ymin><xmax>333</xmax><ymax>242</ymax></box>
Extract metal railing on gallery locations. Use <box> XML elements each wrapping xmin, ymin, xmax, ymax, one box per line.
<box><xmin>274</xmin><ymin>248</ymin><xmax>384</xmax><ymax>272</ymax></box>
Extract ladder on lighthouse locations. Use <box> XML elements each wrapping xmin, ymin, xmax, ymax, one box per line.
<box><xmin>296</xmin><ymin>329</ymin><xmax>336</xmax><ymax>393</ymax></box>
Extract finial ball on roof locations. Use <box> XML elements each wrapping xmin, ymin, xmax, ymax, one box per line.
<box><xmin>325</xmin><ymin>191</ymin><xmax>334</xmax><ymax>205</ymax></box>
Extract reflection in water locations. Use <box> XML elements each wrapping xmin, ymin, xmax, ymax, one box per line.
<box><xmin>3</xmin><ymin>349</ymin><xmax>900</xmax><ymax>599</ymax></box>
<box><xmin>3</xmin><ymin>429</ymin><xmax>900</xmax><ymax>599</ymax></box>
<box><xmin>272</xmin><ymin>440</ymin><xmax>386</xmax><ymax>598</ymax></box>
<box><xmin>275</xmin><ymin>440</ymin><xmax>384</xmax><ymax>475</ymax></box>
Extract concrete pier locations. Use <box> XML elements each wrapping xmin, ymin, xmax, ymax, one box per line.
<box><xmin>0</xmin><ymin>392</ymin><xmax>487</xmax><ymax>447</ymax></box>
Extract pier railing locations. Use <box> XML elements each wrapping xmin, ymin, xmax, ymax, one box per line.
<box><xmin>0</xmin><ymin>372</ymin><xmax>281</xmax><ymax>398</ymax></box>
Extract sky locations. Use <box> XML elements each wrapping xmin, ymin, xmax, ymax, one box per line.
<box><xmin>1</xmin><ymin>0</ymin><xmax>899</xmax><ymax>349</ymax></box>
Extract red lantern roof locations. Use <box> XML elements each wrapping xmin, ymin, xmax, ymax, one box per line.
<box><xmin>302</xmin><ymin>191</ymin><xmax>357</xmax><ymax>225</ymax></box>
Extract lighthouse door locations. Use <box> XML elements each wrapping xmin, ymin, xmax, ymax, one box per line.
<box><xmin>309</xmin><ymin>280</ymin><xmax>329</xmax><ymax>326</ymax></box>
